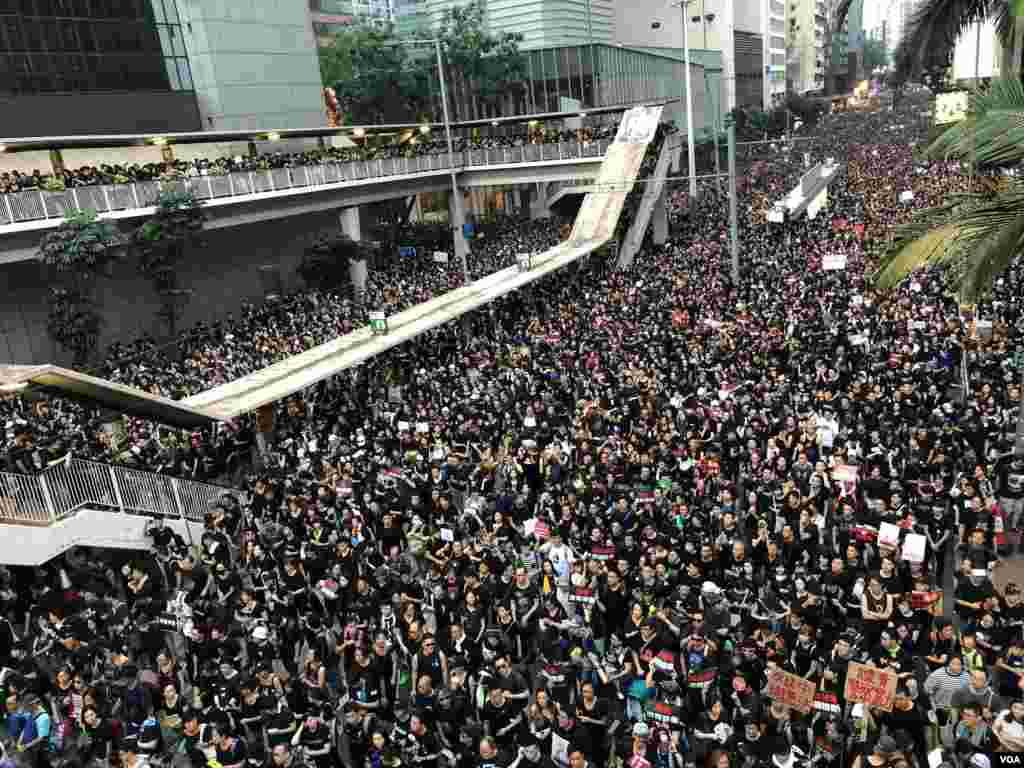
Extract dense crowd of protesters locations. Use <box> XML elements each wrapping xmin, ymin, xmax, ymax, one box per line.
<box><xmin>0</xmin><ymin>125</ymin><xmax>616</xmax><ymax>195</ymax></box>
<box><xmin>2</xmin><ymin>87</ymin><xmax>1024</xmax><ymax>768</ymax></box>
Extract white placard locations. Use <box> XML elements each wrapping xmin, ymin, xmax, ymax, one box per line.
<box><xmin>416</xmin><ymin>422</ymin><xmax>430</xmax><ymax>434</ymax></box>
<box><xmin>524</xmin><ymin>416</ymin><xmax>537</xmax><ymax>428</ymax></box>
<box><xmin>848</xmin><ymin>333</ymin><xmax>868</xmax><ymax>346</ymax></box>
<box><xmin>902</xmin><ymin>533</ymin><xmax>926</xmax><ymax>563</ymax></box>
<box><xmin>433</xmin><ymin>250</ymin><xmax>449</xmax><ymax>264</ymax></box>
<box><xmin>878</xmin><ymin>521</ymin><xmax>901</xmax><ymax>548</ymax></box>
<box><xmin>832</xmin><ymin>464</ymin><xmax>859</xmax><ymax>483</ymax></box>
<box><xmin>440</xmin><ymin>528</ymin><xmax>454</xmax><ymax>542</ymax></box>
<box><xmin>899</xmin><ymin>190</ymin><xmax>915</xmax><ymax>202</ymax></box>
<box><xmin>551</xmin><ymin>733</ymin><xmax>571</xmax><ymax>768</ymax></box>
<box><xmin>851</xmin><ymin>295</ymin><xmax>863</xmax><ymax>306</ymax></box>
<box><xmin>768</xmin><ymin>207</ymin><xmax>785</xmax><ymax>223</ymax></box>
<box><xmin>912</xmin><ymin>321</ymin><xmax>927</xmax><ymax>330</ymax></box>
<box><xmin>822</xmin><ymin>254</ymin><xmax>847</xmax><ymax>270</ymax></box>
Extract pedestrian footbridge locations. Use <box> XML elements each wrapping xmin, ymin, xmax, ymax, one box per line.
<box><xmin>0</xmin><ymin>106</ymin><xmax>665</xmax><ymax>560</ymax></box>
<box><xmin>0</xmin><ymin>140</ymin><xmax>611</xmax><ymax>263</ymax></box>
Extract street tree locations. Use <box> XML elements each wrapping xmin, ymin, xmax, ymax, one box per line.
<box><xmin>35</xmin><ymin>208</ymin><xmax>126</xmax><ymax>365</ymax></box>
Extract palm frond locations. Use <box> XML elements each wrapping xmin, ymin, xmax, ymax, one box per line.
<box><xmin>876</xmin><ymin>223</ymin><xmax>964</xmax><ymax>290</ymax></box>
<box><xmin>959</xmin><ymin>205</ymin><xmax>1024</xmax><ymax>299</ymax></box>
<box><xmin>876</xmin><ymin>181</ymin><xmax>1024</xmax><ymax>300</ymax></box>
<box><xmin>892</xmin><ymin>0</ymin><xmax>1008</xmax><ymax>79</ymax></box>
<box><xmin>928</xmin><ymin>79</ymin><xmax>1024</xmax><ymax>166</ymax></box>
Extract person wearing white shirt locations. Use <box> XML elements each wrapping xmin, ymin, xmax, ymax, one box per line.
<box><xmin>993</xmin><ymin>701</ymin><xmax>1024</xmax><ymax>753</ymax></box>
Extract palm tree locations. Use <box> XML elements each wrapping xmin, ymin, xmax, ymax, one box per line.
<box><xmin>832</xmin><ymin>0</ymin><xmax>1022</xmax><ymax>80</ymax></box>
<box><xmin>874</xmin><ymin>77</ymin><xmax>1024</xmax><ymax>452</ymax></box>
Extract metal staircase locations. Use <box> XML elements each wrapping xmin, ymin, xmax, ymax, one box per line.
<box><xmin>617</xmin><ymin>139</ymin><xmax>680</xmax><ymax>268</ymax></box>
<box><xmin>0</xmin><ymin>458</ymin><xmax>231</xmax><ymax>565</ymax></box>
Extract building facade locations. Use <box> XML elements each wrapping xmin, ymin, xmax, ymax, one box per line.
<box><xmin>0</xmin><ymin>0</ymin><xmax>201</xmax><ymax>136</ymax></box>
<box><xmin>0</xmin><ymin>0</ymin><xmax>324</xmax><ymax>137</ymax></box>
<box><xmin>787</xmin><ymin>0</ymin><xmax>827</xmax><ymax>94</ymax></box>
<box><xmin>764</xmin><ymin>0</ymin><xmax>787</xmax><ymax>106</ymax></box>
<box><xmin>615</xmin><ymin>0</ymin><xmax>778</xmax><ymax>110</ymax></box>
<box><xmin>177</xmin><ymin>0</ymin><xmax>324</xmax><ymax>131</ymax></box>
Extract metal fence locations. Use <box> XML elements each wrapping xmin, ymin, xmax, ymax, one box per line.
<box><xmin>0</xmin><ymin>457</ymin><xmax>228</xmax><ymax>526</ymax></box>
<box><xmin>0</xmin><ymin>139</ymin><xmax>611</xmax><ymax>227</ymax></box>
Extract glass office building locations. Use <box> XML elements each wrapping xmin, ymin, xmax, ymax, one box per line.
<box><xmin>485</xmin><ymin>44</ymin><xmax>708</xmax><ymax>135</ymax></box>
<box><xmin>0</xmin><ymin>0</ymin><xmax>192</xmax><ymax>94</ymax></box>
<box><xmin>0</xmin><ymin>0</ymin><xmax>201</xmax><ymax>134</ymax></box>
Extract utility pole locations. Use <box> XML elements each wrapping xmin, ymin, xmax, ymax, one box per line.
<box><xmin>681</xmin><ymin>0</ymin><xmax>698</xmax><ymax>199</ymax></box>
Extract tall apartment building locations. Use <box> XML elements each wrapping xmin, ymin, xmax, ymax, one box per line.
<box><xmin>764</xmin><ymin>0</ymin><xmax>787</xmax><ymax>106</ymax></box>
<box><xmin>615</xmin><ymin>0</ymin><xmax>784</xmax><ymax>111</ymax></box>
<box><xmin>787</xmin><ymin>0</ymin><xmax>827</xmax><ymax>94</ymax></box>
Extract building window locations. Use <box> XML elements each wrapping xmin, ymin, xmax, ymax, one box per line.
<box><xmin>0</xmin><ymin>0</ymin><xmax>191</xmax><ymax>93</ymax></box>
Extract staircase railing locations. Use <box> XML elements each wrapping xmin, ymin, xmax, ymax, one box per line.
<box><xmin>0</xmin><ymin>457</ymin><xmax>231</xmax><ymax>525</ymax></box>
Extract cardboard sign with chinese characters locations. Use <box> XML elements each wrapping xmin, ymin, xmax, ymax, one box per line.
<box><xmin>844</xmin><ymin>661</ymin><xmax>898</xmax><ymax>711</ymax></box>
<box><xmin>766</xmin><ymin>668</ymin><xmax>816</xmax><ymax>713</ymax></box>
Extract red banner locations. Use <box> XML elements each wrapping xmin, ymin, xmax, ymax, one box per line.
<box><xmin>844</xmin><ymin>661</ymin><xmax>898</xmax><ymax>712</ymax></box>
<box><xmin>767</xmin><ymin>668</ymin><xmax>816</xmax><ymax>713</ymax></box>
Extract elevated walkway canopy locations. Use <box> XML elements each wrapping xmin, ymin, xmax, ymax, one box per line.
<box><xmin>2</xmin><ymin>105</ymin><xmax>664</xmax><ymax>426</ymax></box>
<box><xmin>0</xmin><ymin>364</ymin><xmax>214</xmax><ymax>428</ymax></box>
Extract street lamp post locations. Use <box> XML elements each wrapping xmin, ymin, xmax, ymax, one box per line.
<box><xmin>680</xmin><ymin>0</ymin><xmax>698</xmax><ymax>199</ymax></box>
<box><xmin>654</xmin><ymin>7</ymin><xmax>698</xmax><ymax>198</ymax></box>
<box><xmin>400</xmin><ymin>38</ymin><xmax>470</xmax><ymax>286</ymax></box>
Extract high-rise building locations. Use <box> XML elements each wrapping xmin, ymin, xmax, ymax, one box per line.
<box><xmin>952</xmin><ymin>18</ymin><xmax>1000</xmax><ymax>82</ymax></box>
<box><xmin>787</xmin><ymin>0</ymin><xmax>827</xmax><ymax>94</ymax></box>
<box><xmin>0</xmin><ymin>0</ymin><xmax>201</xmax><ymax>136</ymax></box>
<box><xmin>0</xmin><ymin>0</ymin><xmax>324</xmax><ymax>136</ymax></box>
<box><xmin>764</xmin><ymin>0</ymin><xmax>787</xmax><ymax>106</ymax></box>
<box><xmin>615</xmin><ymin>0</ymin><xmax>784</xmax><ymax>111</ymax></box>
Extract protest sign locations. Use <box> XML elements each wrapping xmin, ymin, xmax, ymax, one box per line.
<box><xmin>899</xmin><ymin>191</ymin><xmax>915</xmax><ymax>203</ymax></box>
<box><xmin>766</xmin><ymin>668</ymin><xmax>816</xmax><ymax>713</ymax></box>
<box><xmin>822</xmin><ymin>254</ymin><xmax>847</xmax><ymax>270</ymax></box>
<box><xmin>399</xmin><ymin>246</ymin><xmax>417</xmax><ymax>258</ymax></box>
<box><xmin>644</xmin><ymin>701</ymin><xmax>685</xmax><ymax>727</ymax></box>
<box><xmin>844</xmin><ymin>661</ymin><xmax>898</xmax><ymax>711</ymax></box>
<box><xmin>878</xmin><ymin>521</ymin><xmax>901</xmax><ymax>548</ymax></box>
<box><xmin>832</xmin><ymin>464</ymin><xmax>859</xmax><ymax>483</ymax></box>
<box><xmin>433</xmin><ymin>251</ymin><xmax>449</xmax><ymax>264</ymax></box>
<box><xmin>902</xmin><ymin>533</ymin><xmax>926</xmax><ymax>563</ymax></box>
<box><xmin>569</xmin><ymin>587</ymin><xmax>596</xmax><ymax>605</ymax></box>
<box><xmin>551</xmin><ymin>733</ymin><xmax>570</xmax><ymax>767</ymax></box>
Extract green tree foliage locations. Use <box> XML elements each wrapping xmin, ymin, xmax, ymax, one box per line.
<box><xmin>318</xmin><ymin>2</ymin><xmax>525</xmax><ymax>123</ymax></box>
<box><xmin>862</xmin><ymin>36</ymin><xmax>889</xmax><ymax>71</ymax></box>
<box><xmin>133</xmin><ymin>189</ymin><xmax>205</xmax><ymax>338</ymax></box>
<box><xmin>437</xmin><ymin>2</ymin><xmax>526</xmax><ymax>119</ymax></box>
<box><xmin>323</xmin><ymin>25</ymin><xmax>433</xmax><ymax>124</ymax></box>
<box><xmin>35</xmin><ymin>209</ymin><xmax>126</xmax><ymax>365</ymax></box>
